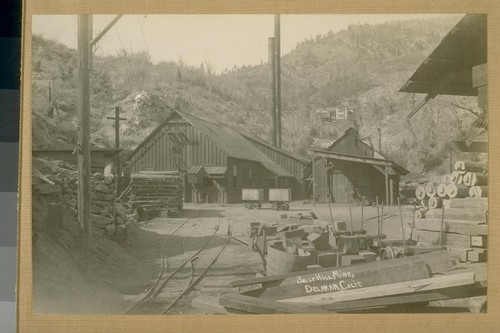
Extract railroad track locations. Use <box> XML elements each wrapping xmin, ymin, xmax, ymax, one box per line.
<box><xmin>124</xmin><ymin>213</ymin><xmax>232</xmax><ymax>315</ymax></box>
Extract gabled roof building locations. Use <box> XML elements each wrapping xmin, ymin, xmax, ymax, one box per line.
<box><xmin>127</xmin><ymin>111</ymin><xmax>309</xmax><ymax>203</ymax></box>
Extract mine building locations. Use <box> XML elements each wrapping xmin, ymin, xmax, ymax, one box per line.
<box><xmin>312</xmin><ymin>128</ymin><xmax>409</xmax><ymax>205</ymax></box>
<box><xmin>126</xmin><ymin>110</ymin><xmax>310</xmax><ymax>204</ymax></box>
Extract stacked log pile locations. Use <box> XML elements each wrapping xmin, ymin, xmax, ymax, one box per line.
<box><xmin>411</xmin><ymin>160</ymin><xmax>488</xmax><ymax>263</ymax></box>
<box><xmin>129</xmin><ymin>171</ymin><xmax>183</xmax><ymax>214</ymax></box>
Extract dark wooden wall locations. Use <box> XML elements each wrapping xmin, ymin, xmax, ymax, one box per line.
<box><xmin>246</xmin><ymin>138</ymin><xmax>308</xmax><ymax>200</ymax></box>
<box><xmin>313</xmin><ymin>157</ymin><xmax>329</xmax><ymax>203</ymax></box>
<box><xmin>128</xmin><ymin>113</ymin><xmax>228</xmax><ymax>173</ymax></box>
<box><xmin>128</xmin><ymin>113</ymin><xmax>305</xmax><ymax>204</ymax></box>
<box><xmin>314</xmin><ymin>129</ymin><xmax>393</xmax><ymax>204</ymax></box>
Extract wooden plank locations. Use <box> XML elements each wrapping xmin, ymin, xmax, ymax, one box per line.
<box><xmin>280</xmin><ymin>272</ymin><xmax>475</xmax><ymax>305</ymax></box>
<box><xmin>425</xmin><ymin>206</ymin><xmax>486</xmax><ymax>223</ymax></box>
<box><xmin>416</xmin><ymin>218</ymin><xmax>488</xmax><ymax>236</ymax></box>
<box><xmin>447</xmin><ymin>247</ymin><xmax>472</xmax><ymax>262</ymax></box>
<box><xmin>449</xmin><ymin>197</ymin><xmax>488</xmax><ymax>209</ymax></box>
<box><xmin>415</xmin><ymin>229</ymin><xmax>472</xmax><ymax>248</ymax></box>
<box><xmin>229</xmin><ymin>251</ymin><xmax>452</xmax><ymax>289</ymax></box>
<box><xmin>219</xmin><ymin>293</ymin><xmax>327</xmax><ymax>314</ymax></box>
<box><xmin>471</xmin><ymin>235</ymin><xmax>487</xmax><ymax>248</ymax></box>
<box><xmin>467</xmin><ymin>249</ymin><xmax>487</xmax><ymax>262</ymax></box>
<box><xmin>314</xmin><ymin>281</ymin><xmax>487</xmax><ymax>312</ymax></box>
<box><xmin>244</xmin><ymin>260</ymin><xmax>430</xmax><ymax>300</ymax></box>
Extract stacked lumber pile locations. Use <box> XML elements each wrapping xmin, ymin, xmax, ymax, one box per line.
<box><xmin>129</xmin><ymin>171</ymin><xmax>183</xmax><ymax>213</ymax></box>
<box><xmin>410</xmin><ymin>160</ymin><xmax>488</xmax><ymax>263</ymax></box>
<box><xmin>413</xmin><ymin>197</ymin><xmax>488</xmax><ymax>263</ymax></box>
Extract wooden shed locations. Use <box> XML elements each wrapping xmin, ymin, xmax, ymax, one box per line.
<box><xmin>312</xmin><ymin>128</ymin><xmax>408</xmax><ymax>205</ymax></box>
<box><xmin>127</xmin><ymin>111</ymin><xmax>307</xmax><ymax>204</ymax></box>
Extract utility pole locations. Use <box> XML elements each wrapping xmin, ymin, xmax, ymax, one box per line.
<box><xmin>268</xmin><ymin>37</ymin><xmax>277</xmax><ymax>147</ymax></box>
<box><xmin>378</xmin><ymin>127</ymin><xmax>382</xmax><ymax>153</ymax></box>
<box><xmin>77</xmin><ymin>15</ymin><xmax>92</xmax><ymax>267</ymax></box>
<box><xmin>106</xmin><ymin>106</ymin><xmax>126</xmax><ymax>178</ymax></box>
<box><xmin>274</xmin><ymin>14</ymin><xmax>282</xmax><ymax>148</ymax></box>
<box><xmin>77</xmin><ymin>14</ymin><xmax>122</xmax><ymax>269</ymax></box>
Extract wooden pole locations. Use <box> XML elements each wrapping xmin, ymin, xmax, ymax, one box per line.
<box><xmin>327</xmin><ymin>193</ymin><xmax>335</xmax><ymax>232</ymax></box>
<box><xmin>376</xmin><ymin>196</ymin><xmax>380</xmax><ymax>245</ymax></box>
<box><xmin>360</xmin><ymin>200</ymin><xmax>364</xmax><ymax>230</ymax></box>
<box><xmin>439</xmin><ymin>204</ymin><xmax>445</xmax><ymax>246</ymax></box>
<box><xmin>77</xmin><ymin>14</ymin><xmax>92</xmax><ymax>266</ymax></box>
<box><xmin>90</xmin><ymin>15</ymin><xmax>123</xmax><ymax>47</ymax></box>
<box><xmin>106</xmin><ymin>106</ymin><xmax>126</xmax><ymax>178</ymax></box>
<box><xmin>274</xmin><ymin>14</ymin><xmax>282</xmax><ymax>148</ymax></box>
<box><xmin>410</xmin><ymin>202</ymin><xmax>416</xmax><ymax>241</ymax></box>
<box><xmin>398</xmin><ymin>197</ymin><xmax>406</xmax><ymax>247</ymax></box>
<box><xmin>378</xmin><ymin>127</ymin><xmax>381</xmax><ymax>152</ymax></box>
<box><xmin>348</xmin><ymin>190</ymin><xmax>353</xmax><ymax>234</ymax></box>
<box><xmin>449</xmin><ymin>147</ymin><xmax>453</xmax><ymax>174</ymax></box>
<box><xmin>389</xmin><ymin>178</ymin><xmax>394</xmax><ymax>206</ymax></box>
<box><xmin>385</xmin><ymin>166</ymin><xmax>389</xmax><ymax>205</ymax></box>
<box><xmin>268</xmin><ymin>37</ymin><xmax>277</xmax><ymax>147</ymax></box>
<box><xmin>380</xmin><ymin>203</ymin><xmax>384</xmax><ymax>233</ymax></box>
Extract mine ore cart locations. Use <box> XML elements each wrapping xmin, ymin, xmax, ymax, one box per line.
<box><xmin>242</xmin><ymin>188</ymin><xmax>291</xmax><ymax>211</ymax></box>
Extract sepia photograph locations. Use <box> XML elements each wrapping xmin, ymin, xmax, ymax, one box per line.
<box><xmin>29</xmin><ymin>12</ymin><xmax>488</xmax><ymax>316</ymax></box>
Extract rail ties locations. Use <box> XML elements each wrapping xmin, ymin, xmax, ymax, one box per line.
<box><xmin>124</xmin><ymin>214</ymin><xmax>232</xmax><ymax>315</ymax></box>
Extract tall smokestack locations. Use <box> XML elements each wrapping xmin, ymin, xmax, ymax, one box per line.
<box><xmin>268</xmin><ymin>37</ymin><xmax>277</xmax><ymax>147</ymax></box>
<box><xmin>274</xmin><ymin>14</ymin><xmax>282</xmax><ymax>148</ymax></box>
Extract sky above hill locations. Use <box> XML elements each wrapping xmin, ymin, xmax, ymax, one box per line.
<box><xmin>32</xmin><ymin>14</ymin><xmax>461</xmax><ymax>74</ymax></box>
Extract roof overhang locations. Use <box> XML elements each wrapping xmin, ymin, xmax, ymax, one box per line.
<box><xmin>204</xmin><ymin>166</ymin><xmax>227</xmax><ymax>178</ymax></box>
<box><xmin>313</xmin><ymin>149</ymin><xmax>409</xmax><ymax>175</ymax></box>
<box><xmin>400</xmin><ymin>14</ymin><xmax>486</xmax><ymax>97</ymax></box>
<box><xmin>261</xmin><ymin>163</ymin><xmax>295</xmax><ymax>178</ymax></box>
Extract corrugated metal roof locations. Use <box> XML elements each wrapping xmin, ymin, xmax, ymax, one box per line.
<box><xmin>177</xmin><ymin>112</ymin><xmax>295</xmax><ymax>178</ymax></box>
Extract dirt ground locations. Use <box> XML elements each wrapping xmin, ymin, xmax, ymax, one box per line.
<box><xmin>121</xmin><ymin>201</ymin><xmax>486</xmax><ymax>314</ymax></box>
<box><xmin>33</xmin><ymin>201</ymin><xmax>487</xmax><ymax>314</ymax></box>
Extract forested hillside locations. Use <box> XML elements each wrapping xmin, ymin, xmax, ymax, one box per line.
<box><xmin>31</xmin><ymin>15</ymin><xmax>487</xmax><ymax>174</ymax></box>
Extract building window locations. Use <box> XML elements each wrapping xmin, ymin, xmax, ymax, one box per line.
<box><xmin>249</xmin><ymin>168</ymin><xmax>253</xmax><ymax>187</ymax></box>
<box><xmin>233</xmin><ymin>164</ymin><xmax>238</xmax><ymax>187</ymax></box>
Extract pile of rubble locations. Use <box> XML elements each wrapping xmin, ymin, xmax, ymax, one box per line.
<box><xmin>32</xmin><ymin>158</ymin><xmax>131</xmax><ymax>243</ymax></box>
